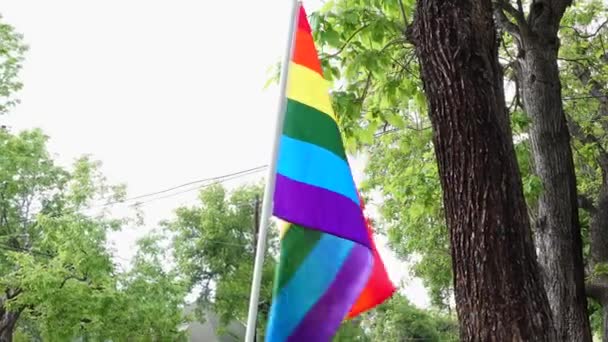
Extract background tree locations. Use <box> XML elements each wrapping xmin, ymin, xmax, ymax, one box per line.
<box><xmin>0</xmin><ymin>14</ymin><xmax>26</xmax><ymax>116</ymax></box>
<box><xmin>165</xmin><ymin>183</ymin><xmax>277</xmax><ymax>340</ymax></box>
<box><xmin>86</xmin><ymin>232</ymin><xmax>188</xmax><ymax>341</ymax></box>
<box><xmin>365</xmin><ymin>128</ymin><xmax>453</xmax><ymax>310</ymax></box>
<box><xmin>0</xmin><ymin>128</ymin><xmax>122</xmax><ymax>340</ymax></box>
<box><xmin>0</xmin><ymin>129</ymin><xmax>188</xmax><ymax>341</ymax></box>
<box><xmin>364</xmin><ymin>294</ymin><xmax>458</xmax><ymax>342</ymax></box>
<box><xmin>493</xmin><ymin>0</ymin><xmax>596</xmax><ymax>338</ymax></box>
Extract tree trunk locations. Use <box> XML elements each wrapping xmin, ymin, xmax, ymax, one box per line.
<box><xmin>410</xmin><ymin>0</ymin><xmax>556</xmax><ymax>340</ymax></box>
<box><xmin>603</xmin><ymin>304</ymin><xmax>608</xmax><ymax>342</ymax></box>
<box><xmin>495</xmin><ymin>0</ymin><xmax>592</xmax><ymax>338</ymax></box>
<box><xmin>513</xmin><ymin>2</ymin><xmax>593</xmax><ymax>338</ymax></box>
<box><xmin>593</xmin><ymin>139</ymin><xmax>608</xmax><ymax>342</ymax></box>
<box><xmin>0</xmin><ymin>309</ymin><xmax>20</xmax><ymax>342</ymax></box>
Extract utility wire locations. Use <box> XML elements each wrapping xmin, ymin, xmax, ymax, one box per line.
<box><xmin>123</xmin><ymin>165</ymin><xmax>267</xmax><ymax>202</ymax></box>
<box><xmin>93</xmin><ymin>165</ymin><xmax>267</xmax><ymax>208</ymax></box>
<box><xmin>96</xmin><ymin>128</ymin><xmax>400</xmax><ymax>209</ymax></box>
<box><xmin>129</xmin><ymin>170</ymin><xmax>267</xmax><ymax>207</ymax></box>
<box><xmin>63</xmin><ymin>93</ymin><xmax>608</xmax><ymax>210</ymax></box>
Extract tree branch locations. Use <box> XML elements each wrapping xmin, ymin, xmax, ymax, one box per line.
<box><xmin>558</xmin><ymin>56</ymin><xmax>591</xmax><ymax>66</ymax></box>
<box><xmin>509</xmin><ymin>79</ymin><xmax>521</xmax><ymax>112</ymax></box>
<box><xmin>561</xmin><ymin>20</ymin><xmax>608</xmax><ymax>39</ymax></box>
<box><xmin>59</xmin><ymin>273</ymin><xmax>88</xmax><ymax>289</ymax></box>
<box><xmin>358</xmin><ymin>72</ymin><xmax>373</xmax><ymax>105</ymax></box>
<box><xmin>578</xmin><ymin>194</ymin><xmax>596</xmax><ymax>213</ymax></box>
<box><xmin>397</xmin><ymin>0</ymin><xmax>409</xmax><ymax>29</ymax></box>
<box><xmin>494</xmin><ymin>7</ymin><xmax>521</xmax><ymax>39</ymax></box>
<box><xmin>0</xmin><ymin>183</ymin><xmax>10</xmax><ymax>233</ymax></box>
<box><xmin>516</xmin><ymin>0</ymin><xmax>524</xmax><ymax>16</ymax></box>
<box><xmin>500</xmin><ymin>34</ymin><xmax>517</xmax><ymax>63</ymax></box>
<box><xmin>356</xmin><ymin>38</ymin><xmax>406</xmax><ymax>106</ymax></box>
<box><xmin>495</xmin><ymin>0</ymin><xmax>527</xmax><ymax>28</ymax></box>
<box><xmin>551</xmin><ymin>0</ymin><xmax>575</xmax><ymax>23</ymax></box>
<box><xmin>5</xmin><ymin>288</ymin><xmax>21</xmax><ymax>300</ymax></box>
<box><xmin>406</xmin><ymin>125</ymin><xmax>432</xmax><ymax>131</ymax></box>
<box><xmin>586</xmin><ymin>279</ymin><xmax>608</xmax><ymax>303</ymax></box>
<box><xmin>567</xmin><ymin>116</ymin><xmax>608</xmax><ymax>173</ymax></box>
<box><xmin>325</xmin><ymin>24</ymin><xmax>370</xmax><ymax>58</ymax></box>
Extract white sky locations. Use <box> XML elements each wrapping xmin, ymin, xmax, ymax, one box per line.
<box><xmin>1</xmin><ymin>0</ymin><xmax>429</xmax><ymax>308</ymax></box>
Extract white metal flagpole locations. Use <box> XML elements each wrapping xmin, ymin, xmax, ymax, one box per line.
<box><xmin>244</xmin><ymin>1</ymin><xmax>300</xmax><ymax>341</ymax></box>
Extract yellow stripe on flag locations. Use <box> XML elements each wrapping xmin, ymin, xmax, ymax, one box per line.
<box><xmin>287</xmin><ymin>62</ymin><xmax>336</xmax><ymax>121</ymax></box>
<box><xmin>277</xmin><ymin>219</ymin><xmax>292</xmax><ymax>239</ymax></box>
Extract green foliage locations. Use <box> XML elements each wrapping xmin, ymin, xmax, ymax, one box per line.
<box><xmin>365</xmin><ymin>129</ymin><xmax>453</xmax><ymax>309</ymax></box>
<box><xmin>334</xmin><ymin>318</ymin><xmax>371</xmax><ymax>341</ymax></box>
<box><xmin>558</xmin><ymin>1</ymin><xmax>608</xmax><ymax>211</ymax></box>
<box><xmin>0</xmin><ymin>128</ymin><xmax>186</xmax><ymax>340</ymax></box>
<box><xmin>313</xmin><ymin>0</ymin><xmax>423</xmax><ymax>151</ymax></box>
<box><xmin>91</xmin><ymin>233</ymin><xmax>188</xmax><ymax>341</ymax></box>
<box><xmin>0</xmin><ymin>15</ymin><xmax>27</xmax><ymax>115</ymax></box>
<box><xmin>335</xmin><ymin>294</ymin><xmax>459</xmax><ymax>341</ymax></box>
<box><xmin>364</xmin><ymin>295</ymin><xmax>458</xmax><ymax>341</ymax></box>
<box><xmin>165</xmin><ymin>183</ymin><xmax>277</xmax><ymax>338</ymax></box>
<box><xmin>592</xmin><ymin>263</ymin><xmax>608</xmax><ymax>277</ymax></box>
<box><xmin>588</xmin><ymin>299</ymin><xmax>604</xmax><ymax>339</ymax></box>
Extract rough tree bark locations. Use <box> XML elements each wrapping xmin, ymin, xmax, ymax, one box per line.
<box><xmin>410</xmin><ymin>0</ymin><xmax>556</xmax><ymax>339</ymax></box>
<box><xmin>493</xmin><ymin>0</ymin><xmax>592</xmax><ymax>340</ymax></box>
<box><xmin>0</xmin><ymin>295</ymin><xmax>21</xmax><ymax>342</ymax></box>
<box><xmin>0</xmin><ymin>313</ymin><xmax>19</xmax><ymax>342</ymax></box>
<box><xmin>605</xmin><ymin>305</ymin><xmax>608</xmax><ymax>342</ymax></box>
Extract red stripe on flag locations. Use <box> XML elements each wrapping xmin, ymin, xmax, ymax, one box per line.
<box><xmin>297</xmin><ymin>4</ymin><xmax>312</xmax><ymax>34</ymax></box>
<box><xmin>347</xmin><ymin>196</ymin><xmax>396</xmax><ymax>318</ymax></box>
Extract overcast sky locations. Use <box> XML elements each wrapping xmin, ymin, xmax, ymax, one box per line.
<box><xmin>2</xmin><ymin>0</ymin><xmax>429</xmax><ymax>307</ymax></box>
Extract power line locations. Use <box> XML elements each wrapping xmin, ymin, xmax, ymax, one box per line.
<box><xmin>93</xmin><ymin>165</ymin><xmax>268</xmax><ymax>208</ymax></box>
<box><xmin>129</xmin><ymin>170</ymin><xmax>267</xmax><ymax>207</ymax></box>
<box><xmin>95</xmin><ymin>128</ymin><xmax>401</xmax><ymax>209</ymax></box>
<box><xmin>126</xmin><ymin>165</ymin><xmax>267</xmax><ymax>202</ymax></box>
<box><xmin>74</xmin><ymin>97</ymin><xmax>608</xmax><ymax>211</ymax></box>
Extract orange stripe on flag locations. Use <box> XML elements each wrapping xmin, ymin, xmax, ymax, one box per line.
<box><xmin>292</xmin><ymin>29</ymin><xmax>323</xmax><ymax>76</ymax></box>
<box><xmin>347</xmin><ymin>196</ymin><xmax>396</xmax><ymax>318</ymax></box>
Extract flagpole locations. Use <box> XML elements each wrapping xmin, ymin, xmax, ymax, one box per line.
<box><xmin>244</xmin><ymin>1</ymin><xmax>300</xmax><ymax>341</ymax></box>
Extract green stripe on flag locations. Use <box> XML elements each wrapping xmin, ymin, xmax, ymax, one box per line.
<box><xmin>274</xmin><ymin>225</ymin><xmax>323</xmax><ymax>293</ymax></box>
<box><xmin>283</xmin><ymin>99</ymin><xmax>347</xmax><ymax>161</ymax></box>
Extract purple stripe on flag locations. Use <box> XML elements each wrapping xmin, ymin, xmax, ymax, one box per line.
<box><xmin>273</xmin><ymin>174</ymin><xmax>371</xmax><ymax>248</ymax></box>
<box><xmin>287</xmin><ymin>244</ymin><xmax>372</xmax><ymax>341</ymax></box>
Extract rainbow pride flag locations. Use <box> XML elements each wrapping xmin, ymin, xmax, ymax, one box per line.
<box><xmin>266</xmin><ymin>4</ymin><xmax>395</xmax><ymax>341</ymax></box>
